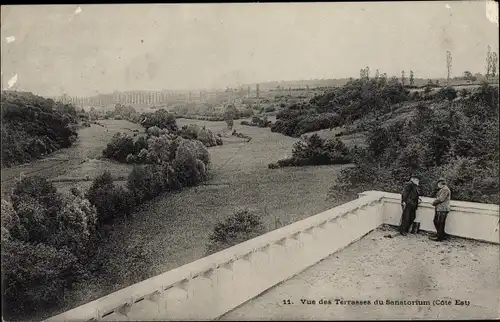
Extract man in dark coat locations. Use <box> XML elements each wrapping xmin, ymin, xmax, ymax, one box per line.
<box><xmin>399</xmin><ymin>174</ymin><xmax>421</xmax><ymax>235</ymax></box>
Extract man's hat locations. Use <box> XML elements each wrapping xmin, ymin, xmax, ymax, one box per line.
<box><xmin>410</xmin><ymin>174</ymin><xmax>421</xmax><ymax>180</ymax></box>
<box><xmin>437</xmin><ymin>177</ymin><xmax>446</xmax><ymax>184</ymax></box>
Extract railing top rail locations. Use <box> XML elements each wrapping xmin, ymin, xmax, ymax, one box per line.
<box><xmin>366</xmin><ymin>191</ymin><xmax>500</xmax><ymax>216</ymax></box>
<box><xmin>45</xmin><ymin>192</ymin><xmax>384</xmax><ymax>321</ymax></box>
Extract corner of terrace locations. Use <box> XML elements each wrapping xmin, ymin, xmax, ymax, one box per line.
<box><xmin>45</xmin><ymin>191</ymin><xmax>500</xmax><ymax>321</ymax></box>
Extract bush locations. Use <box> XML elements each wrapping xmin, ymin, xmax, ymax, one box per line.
<box><xmin>2</xmin><ymin>178</ymin><xmax>99</xmax><ymax>319</ymax></box>
<box><xmin>102</xmin><ymin>133</ymin><xmax>135</xmax><ymax>162</ymax></box>
<box><xmin>2</xmin><ymin>240</ymin><xmax>85</xmax><ymax>316</ymax></box>
<box><xmin>127</xmin><ymin>165</ymin><xmax>168</xmax><ymax>204</ymax></box>
<box><xmin>140</xmin><ymin>109</ymin><xmax>178</xmax><ymax>132</ymax></box>
<box><xmin>173</xmin><ymin>139</ymin><xmax>210</xmax><ymax>186</ymax></box>
<box><xmin>240</xmin><ymin>108</ymin><xmax>254</xmax><ymax>118</ymax></box>
<box><xmin>48</xmin><ymin>194</ymin><xmax>98</xmax><ymax>257</ymax></box>
<box><xmin>1</xmin><ymin>199</ymin><xmax>27</xmax><ymax>243</ymax></box>
<box><xmin>272</xmin><ymin>134</ymin><xmax>352</xmax><ymax>167</ymax></box>
<box><xmin>242</xmin><ymin>116</ymin><xmax>272</xmax><ymax>128</ymax></box>
<box><xmin>85</xmin><ymin>171</ymin><xmax>134</xmax><ymax>224</ymax></box>
<box><xmin>205</xmin><ymin>209</ymin><xmax>265</xmax><ymax>255</ymax></box>
<box><xmin>178</xmin><ymin>124</ymin><xmax>222</xmax><ymax>147</ymax></box>
<box><xmin>436</xmin><ymin>87</ymin><xmax>457</xmax><ymax>101</ymax></box>
<box><xmin>147</xmin><ymin>126</ymin><xmax>161</xmax><ymax>137</ymax></box>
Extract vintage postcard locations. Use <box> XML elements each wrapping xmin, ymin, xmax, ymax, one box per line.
<box><xmin>1</xmin><ymin>2</ymin><xmax>499</xmax><ymax>321</ymax></box>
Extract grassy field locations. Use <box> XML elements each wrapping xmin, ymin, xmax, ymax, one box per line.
<box><xmin>1</xmin><ymin>119</ymin><xmax>143</xmax><ymax>197</ymax></box>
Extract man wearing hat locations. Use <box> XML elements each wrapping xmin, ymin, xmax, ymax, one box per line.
<box><xmin>430</xmin><ymin>178</ymin><xmax>451</xmax><ymax>241</ymax></box>
<box><xmin>399</xmin><ymin>174</ymin><xmax>421</xmax><ymax>235</ymax></box>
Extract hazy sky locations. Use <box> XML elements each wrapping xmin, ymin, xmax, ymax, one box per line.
<box><xmin>1</xmin><ymin>1</ymin><xmax>498</xmax><ymax>97</ymax></box>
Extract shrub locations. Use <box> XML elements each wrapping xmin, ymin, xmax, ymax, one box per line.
<box><xmin>10</xmin><ymin>177</ymin><xmax>65</xmax><ymax>244</ymax></box>
<box><xmin>133</xmin><ymin>135</ymin><xmax>148</xmax><ymax>153</ymax></box>
<box><xmin>85</xmin><ymin>171</ymin><xmax>134</xmax><ymax>224</ymax></box>
<box><xmin>1</xmin><ymin>199</ymin><xmax>27</xmax><ymax>243</ymax></box>
<box><xmin>2</xmin><ymin>182</ymin><xmax>99</xmax><ymax>318</ymax></box>
<box><xmin>127</xmin><ymin>165</ymin><xmax>167</xmax><ymax>204</ymax></box>
<box><xmin>240</xmin><ymin>108</ymin><xmax>254</xmax><ymax>118</ymax></box>
<box><xmin>205</xmin><ymin>210</ymin><xmax>265</xmax><ymax>255</ymax></box>
<box><xmin>1</xmin><ymin>240</ymin><xmax>85</xmax><ymax>316</ymax></box>
<box><xmin>144</xmin><ymin>134</ymin><xmax>176</xmax><ymax>164</ymax></box>
<box><xmin>140</xmin><ymin>109</ymin><xmax>178</xmax><ymax>132</ymax></box>
<box><xmin>102</xmin><ymin>133</ymin><xmax>135</xmax><ymax>162</ymax></box>
<box><xmin>147</xmin><ymin>126</ymin><xmax>161</xmax><ymax>137</ymax></box>
<box><xmin>173</xmin><ymin>139</ymin><xmax>210</xmax><ymax>186</ymax></box>
<box><xmin>179</xmin><ymin>124</ymin><xmax>222</xmax><ymax>147</ymax></box>
<box><xmin>436</xmin><ymin>87</ymin><xmax>457</xmax><ymax>101</ymax></box>
<box><xmin>459</xmin><ymin>88</ymin><xmax>470</xmax><ymax>98</ymax></box>
<box><xmin>273</xmin><ymin>134</ymin><xmax>352</xmax><ymax>167</ymax></box>
<box><xmin>48</xmin><ymin>194</ymin><xmax>98</xmax><ymax>257</ymax></box>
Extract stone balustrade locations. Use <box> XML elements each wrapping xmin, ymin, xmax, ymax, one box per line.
<box><xmin>45</xmin><ymin>191</ymin><xmax>498</xmax><ymax>321</ymax></box>
<box><xmin>360</xmin><ymin>191</ymin><xmax>500</xmax><ymax>243</ymax></box>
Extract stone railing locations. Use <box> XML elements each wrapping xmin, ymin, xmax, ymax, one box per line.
<box><xmin>361</xmin><ymin>191</ymin><xmax>500</xmax><ymax>244</ymax></box>
<box><xmin>45</xmin><ymin>192</ymin><xmax>386</xmax><ymax>321</ymax></box>
<box><xmin>45</xmin><ymin>191</ymin><xmax>499</xmax><ymax>321</ymax></box>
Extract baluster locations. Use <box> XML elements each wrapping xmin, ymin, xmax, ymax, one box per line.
<box><xmin>336</xmin><ymin>214</ymin><xmax>349</xmax><ymax>247</ymax></box>
<box><xmin>254</xmin><ymin>245</ymin><xmax>275</xmax><ymax>286</ymax></box>
<box><xmin>187</xmin><ymin>271</ymin><xmax>216</xmax><ymax>320</ymax></box>
<box><xmin>274</xmin><ymin>238</ymin><xmax>290</xmax><ymax>276</ymax></box>
<box><xmin>162</xmin><ymin>279</ymin><xmax>190</xmax><ymax>319</ymax></box>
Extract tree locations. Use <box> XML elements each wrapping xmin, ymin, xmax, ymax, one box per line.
<box><xmin>409</xmin><ymin>70</ymin><xmax>414</xmax><ymax>86</ymax></box>
<box><xmin>401</xmin><ymin>70</ymin><xmax>406</xmax><ymax>86</ymax></box>
<box><xmin>375</xmin><ymin>69</ymin><xmax>380</xmax><ymax>80</ymax></box>
<box><xmin>491</xmin><ymin>52</ymin><xmax>498</xmax><ymax>80</ymax></box>
<box><xmin>359</xmin><ymin>66</ymin><xmax>370</xmax><ymax>79</ymax></box>
<box><xmin>446</xmin><ymin>51</ymin><xmax>452</xmax><ymax>86</ymax></box>
<box><xmin>463</xmin><ymin>71</ymin><xmax>474</xmax><ymax>81</ymax></box>
<box><xmin>224</xmin><ymin>105</ymin><xmax>236</xmax><ymax>131</ymax></box>
<box><xmin>485</xmin><ymin>45</ymin><xmax>492</xmax><ymax>80</ymax></box>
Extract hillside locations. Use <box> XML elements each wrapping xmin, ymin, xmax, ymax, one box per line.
<box><xmin>1</xmin><ymin>91</ymin><xmax>81</xmax><ymax>168</ymax></box>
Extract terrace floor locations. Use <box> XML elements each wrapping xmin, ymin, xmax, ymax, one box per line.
<box><xmin>220</xmin><ymin>226</ymin><xmax>500</xmax><ymax>320</ymax></box>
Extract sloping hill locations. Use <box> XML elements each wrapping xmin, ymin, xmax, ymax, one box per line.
<box><xmin>1</xmin><ymin>91</ymin><xmax>81</xmax><ymax>167</ymax></box>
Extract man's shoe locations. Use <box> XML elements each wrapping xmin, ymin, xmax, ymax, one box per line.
<box><xmin>429</xmin><ymin>236</ymin><xmax>444</xmax><ymax>242</ymax></box>
<box><xmin>400</xmin><ymin>232</ymin><xmax>407</xmax><ymax>236</ymax></box>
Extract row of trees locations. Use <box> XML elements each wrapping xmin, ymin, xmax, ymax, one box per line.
<box><xmin>361</xmin><ymin>67</ymin><xmax>415</xmax><ymax>86</ymax></box>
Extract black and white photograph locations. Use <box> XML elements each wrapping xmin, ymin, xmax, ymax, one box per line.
<box><xmin>1</xmin><ymin>2</ymin><xmax>499</xmax><ymax>321</ymax></box>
